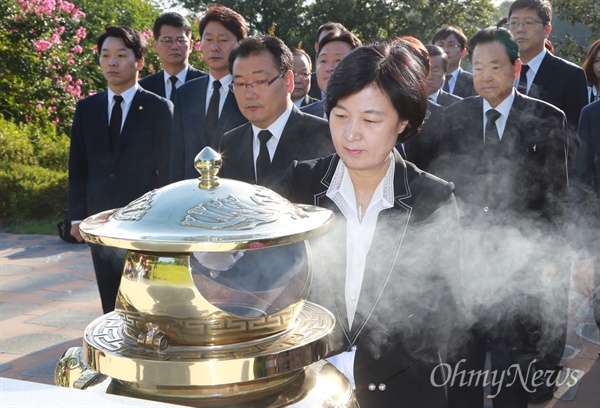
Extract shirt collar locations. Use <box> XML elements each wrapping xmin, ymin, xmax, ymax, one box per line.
<box><xmin>163</xmin><ymin>66</ymin><xmax>189</xmax><ymax>86</ymax></box>
<box><xmin>251</xmin><ymin>104</ymin><xmax>293</xmax><ymax>142</ymax></box>
<box><xmin>483</xmin><ymin>88</ymin><xmax>515</xmax><ymax>119</ymax></box>
<box><xmin>209</xmin><ymin>73</ymin><xmax>232</xmax><ymax>92</ymax></box>
<box><xmin>522</xmin><ymin>48</ymin><xmax>546</xmax><ymax>75</ymax></box>
<box><xmin>108</xmin><ymin>83</ymin><xmax>138</xmax><ymax>105</ymax></box>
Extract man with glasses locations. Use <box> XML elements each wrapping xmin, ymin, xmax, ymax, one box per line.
<box><xmin>506</xmin><ymin>0</ymin><xmax>587</xmax><ymax>131</ymax></box>
<box><xmin>169</xmin><ymin>5</ymin><xmax>249</xmax><ymax>182</ymax></box>
<box><xmin>139</xmin><ymin>12</ymin><xmax>206</xmax><ymax>100</ymax></box>
<box><xmin>290</xmin><ymin>48</ymin><xmax>318</xmax><ymax>108</ymax></box>
<box><xmin>218</xmin><ymin>35</ymin><xmax>334</xmax><ymax>186</ymax></box>
<box><xmin>432</xmin><ymin>26</ymin><xmax>476</xmax><ymax>98</ymax></box>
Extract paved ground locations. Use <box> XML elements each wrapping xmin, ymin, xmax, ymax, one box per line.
<box><xmin>0</xmin><ymin>233</ymin><xmax>598</xmax><ymax>406</ymax></box>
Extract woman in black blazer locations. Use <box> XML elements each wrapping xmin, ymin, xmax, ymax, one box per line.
<box><xmin>273</xmin><ymin>42</ymin><xmax>462</xmax><ymax>407</ymax></box>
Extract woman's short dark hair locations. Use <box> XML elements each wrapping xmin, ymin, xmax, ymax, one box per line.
<box><xmin>199</xmin><ymin>5</ymin><xmax>248</xmax><ymax>41</ymax></box>
<box><xmin>326</xmin><ymin>42</ymin><xmax>428</xmax><ymax>143</ymax></box>
<box><xmin>467</xmin><ymin>27</ymin><xmax>520</xmax><ymax>65</ymax></box>
<box><xmin>583</xmin><ymin>39</ymin><xmax>600</xmax><ymax>87</ymax></box>
<box><xmin>228</xmin><ymin>35</ymin><xmax>293</xmax><ymax>74</ymax></box>
<box><xmin>97</xmin><ymin>25</ymin><xmax>147</xmax><ymax>60</ymax></box>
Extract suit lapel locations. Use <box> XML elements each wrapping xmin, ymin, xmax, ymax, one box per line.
<box><xmin>529</xmin><ymin>53</ymin><xmax>554</xmax><ymax>98</ymax></box>
<box><xmin>214</xmin><ymin>91</ymin><xmax>237</xmax><ymax>137</ymax></box>
<box><xmin>96</xmin><ymin>92</ymin><xmax>111</xmax><ymax>154</ymax></box>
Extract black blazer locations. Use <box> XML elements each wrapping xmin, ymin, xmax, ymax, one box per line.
<box><xmin>273</xmin><ymin>151</ymin><xmax>461</xmax><ymax>407</ymax></box>
<box><xmin>452</xmin><ymin>68</ymin><xmax>476</xmax><ymax>98</ymax></box>
<box><xmin>300</xmin><ymin>99</ymin><xmax>326</xmax><ymax>119</ymax></box>
<box><xmin>68</xmin><ymin>88</ymin><xmax>173</xmax><ymax>220</ymax></box>
<box><xmin>169</xmin><ymin>75</ymin><xmax>247</xmax><ymax>182</ymax></box>
<box><xmin>438</xmin><ymin>92</ymin><xmax>567</xmax><ymax>225</ymax></box>
<box><xmin>218</xmin><ymin>106</ymin><xmax>334</xmax><ymax>186</ymax></box>
<box><xmin>436</xmin><ymin>89</ymin><xmax>462</xmax><ymax>107</ymax></box>
<box><xmin>403</xmin><ymin>100</ymin><xmax>444</xmax><ymax>172</ymax></box>
<box><xmin>298</xmin><ymin>94</ymin><xmax>319</xmax><ymax>107</ymax></box>
<box><xmin>138</xmin><ymin>65</ymin><xmax>206</xmax><ymax>98</ymax></box>
<box><xmin>526</xmin><ymin>52</ymin><xmax>588</xmax><ymax>129</ymax></box>
<box><xmin>571</xmin><ymin>100</ymin><xmax>600</xmax><ymax>251</ymax></box>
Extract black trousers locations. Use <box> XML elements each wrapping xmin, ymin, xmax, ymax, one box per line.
<box><xmin>90</xmin><ymin>244</ymin><xmax>126</xmax><ymax>313</ymax></box>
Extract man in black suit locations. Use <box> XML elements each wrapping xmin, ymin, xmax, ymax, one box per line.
<box><xmin>506</xmin><ymin>2</ymin><xmax>588</xmax><ymax>397</ymax></box>
<box><xmin>307</xmin><ymin>21</ymin><xmax>348</xmax><ymax>100</ymax></box>
<box><xmin>169</xmin><ymin>5</ymin><xmax>249</xmax><ymax>182</ymax></box>
<box><xmin>290</xmin><ymin>48</ymin><xmax>319</xmax><ymax>108</ymax></box>
<box><xmin>139</xmin><ymin>12</ymin><xmax>206</xmax><ymax>100</ymax></box>
<box><xmin>425</xmin><ymin>44</ymin><xmax>462</xmax><ymax>107</ymax></box>
<box><xmin>68</xmin><ymin>26</ymin><xmax>173</xmax><ymax>313</ymax></box>
<box><xmin>301</xmin><ymin>30</ymin><xmax>361</xmax><ymax>119</ymax></box>
<box><xmin>437</xmin><ymin>27</ymin><xmax>568</xmax><ymax>408</ymax></box>
<box><xmin>507</xmin><ymin>0</ymin><xmax>587</xmax><ymax>130</ymax></box>
<box><xmin>432</xmin><ymin>26</ymin><xmax>477</xmax><ymax>98</ymax></box>
<box><xmin>219</xmin><ymin>35</ymin><xmax>335</xmax><ymax>186</ymax></box>
<box><xmin>571</xmin><ymin>100</ymin><xmax>600</xmax><ymax>333</ymax></box>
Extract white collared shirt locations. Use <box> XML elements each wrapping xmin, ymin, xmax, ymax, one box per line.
<box><xmin>251</xmin><ymin>104</ymin><xmax>293</xmax><ymax>179</ymax></box>
<box><xmin>517</xmin><ymin>48</ymin><xmax>546</xmax><ymax>94</ymax></box>
<box><xmin>163</xmin><ymin>66</ymin><xmax>188</xmax><ymax>100</ymax></box>
<box><xmin>293</xmin><ymin>97</ymin><xmax>303</xmax><ymax>108</ymax></box>
<box><xmin>483</xmin><ymin>89</ymin><xmax>516</xmax><ymax>142</ymax></box>
<box><xmin>428</xmin><ymin>89</ymin><xmax>440</xmax><ymax>104</ymax></box>
<box><xmin>107</xmin><ymin>83</ymin><xmax>139</xmax><ymax>130</ymax></box>
<box><xmin>326</xmin><ymin>156</ymin><xmax>395</xmax><ymax>329</ymax></box>
<box><xmin>206</xmin><ymin>74</ymin><xmax>232</xmax><ymax>116</ymax></box>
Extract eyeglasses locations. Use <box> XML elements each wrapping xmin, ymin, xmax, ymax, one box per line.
<box><xmin>229</xmin><ymin>73</ymin><xmax>284</xmax><ymax>92</ymax></box>
<box><xmin>293</xmin><ymin>71</ymin><xmax>310</xmax><ymax>79</ymax></box>
<box><xmin>437</xmin><ymin>43</ymin><xmax>462</xmax><ymax>50</ymax></box>
<box><xmin>159</xmin><ymin>36</ymin><xmax>189</xmax><ymax>46</ymax></box>
<box><xmin>505</xmin><ymin>20</ymin><xmax>545</xmax><ymax>29</ymax></box>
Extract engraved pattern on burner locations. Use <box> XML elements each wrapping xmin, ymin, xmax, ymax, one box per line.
<box><xmin>86</xmin><ymin>304</ymin><xmax>333</xmax><ymax>360</ymax></box>
<box><xmin>182</xmin><ymin>186</ymin><xmax>306</xmax><ymax>230</ymax></box>
<box><xmin>112</xmin><ymin>190</ymin><xmax>157</xmax><ymax>221</ymax></box>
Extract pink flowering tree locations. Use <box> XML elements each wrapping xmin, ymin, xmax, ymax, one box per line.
<box><xmin>0</xmin><ymin>0</ymin><xmax>92</xmax><ymax>135</ymax></box>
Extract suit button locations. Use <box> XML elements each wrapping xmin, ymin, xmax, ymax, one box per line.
<box><xmin>483</xmin><ymin>206</ymin><xmax>489</xmax><ymax>212</ymax></box>
<box><xmin>368</xmin><ymin>383</ymin><xmax>376</xmax><ymax>392</ymax></box>
<box><xmin>351</xmin><ymin>345</ymin><xmax>357</xmax><ymax>352</ymax></box>
<box><xmin>378</xmin><ymin>383</ymin><xmax>386</xmax><ymax>391</ymax></box>
<box><xmin>110</xmin><ymin>174</ymin><xmax>114</xmax><ymax>179</ymax></box>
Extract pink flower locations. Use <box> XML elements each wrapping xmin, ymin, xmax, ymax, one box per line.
<box><xmin>36</xmin><ymin>104</ymin><xmax>43</xmax><ymax>109</ymax></box>
<box><xmin>35</xmin><ymin>40</ymin><xmax>52</xmax><ymax>52</ymax></box>
<box><xmin>194</xmin><ymin>42</ymin><xmax>202</xmax><ymax>52</ymax></box>
<box><xmin>64</xmin><ymin>74</ymin><xmax>72</xmax><ymax>81</ymax></box>
<box><xmin>50</xmin><ymin>33</ymin><xmax>61</xmax><ymax>44</ymax></box>
<box><xmin>58</xmin><ymin>0</ymin><xmax>75</xmax><ymax>14</ymax></box>
<box><xmin>54</xmin><ymin>117</ymin><xmax>60</xmax><ymax>124</ymax></box>
<box><xmin>55</xmin><ymin>26</ymin><xmax>65</xmax><ymax>35</ymax></box>
<box><xmin>141</xmin><ymin>29</ymin><xmax>153</xmax><ymax>40</ymax></box>
<box><xmin>75</xmin><ymin>26</ymin><xmax>86</xmax><ymax>42</ymax></box>
<box><xmin>70</xmin><ymin>45</ymin><xmax>83</xmax><ymax>54</ymax></box>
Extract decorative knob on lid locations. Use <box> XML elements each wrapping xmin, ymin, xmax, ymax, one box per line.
<box><xmin>194</xmin><ymin>147</ymin><xmax>222</xmax><ymax>189</ymax></box>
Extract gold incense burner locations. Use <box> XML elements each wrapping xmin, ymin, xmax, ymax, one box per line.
<box><xmin>55</xmin><ymin>148</ymin><xmax>356</xmax><ymax>407</ymax></box>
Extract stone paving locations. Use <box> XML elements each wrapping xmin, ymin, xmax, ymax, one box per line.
<box><xmin>0</xmin><ymin>233</ymin><xmax>598</xmax><ymax>407</ymax></box>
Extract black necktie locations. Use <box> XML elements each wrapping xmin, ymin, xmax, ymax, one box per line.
<box><xmin>443</xmin><ymin>74</ymin><xmax>452</xmax><ymax>93</ymax></box>
<box><xmin>517</xmin><ymin>65</ymin><xmax>529</xmax><ymax>94</ymax></box>
<box><xmin>256</xmin><ymin>130</ymin><xmax>272</xmax><ymax>183</ymax></box>
<box><xmin>206</xmin><ymin>80</ymin><xmax>222</xmax><ymax>147</ymax></box>
<box><xmin>485</xmin><ymin>109</ymin><xmax>501</xmax><ymax>145</ymax></box>
<box><xmin>109</xmin><ymin>95</ymin><xmax>123</xmax><ymax>153</ymax></box>
<box><xmin>169</xmin><ymin>76</ymin><xmax>178</xmax><ymax>102</ymax></box>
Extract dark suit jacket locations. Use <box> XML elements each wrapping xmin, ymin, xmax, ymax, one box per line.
<box><xmin>527</xmin><ymin>52</ymin><xmax>588</xmax><ymax>130</ymax></box>
<box><xmin>218</xmin><ymin>106</ymin><xmax>334</xmax><ymax>186</ymax></box>
<box><xmin>300</xmin><ymin>99</ymin><xmax>326</xmax><ymax>119</ymax></box>
<box><xmin>436</xmin><ymin>89</ymin><xmax>462</xmax><ymax>107</ymax></box>
<box><xmin>452</xmin><ymin>68</ymin><xmax>476</xmax><ymax>98</ymax></box>
<box><xmin>571</xmin><ymin>100</ymin><xmax>600</xmax><ymax>253</ymax></box>
<box><xmin>138</xmin><ymin>65</ymin><xmax>206</xmax><ymax>98</ymax></box>
<box><xmin>170</xmin><ymin>75</ymin><xmax>247</xmax><ymax>182</ymax></box>
<box><xmin>68</xmin><ymin>88</ymin><xmax>173</xmax><ymax>220</ymax></box>
<box><xmin>438</xmin><ymin>92</ymin><xmax>567</xmax><ymax>224</ymax></box>
<box><xmin>297</xmin><ymin>94</ymin><xmax>319</xmax><ymax>107</ymax></box>
<box><xmin>403</xmin><ymin>100</ymin><xmax>444</xmax><ymax>172</ymax></box>
<box><xmin>308</xmin><ymin>72</ymin><xmax>322</xmax><ymax>100</ymax></box>
<box><xmin>272</xmin><ymin>150</ymin><xmax>461</xmax><ymax>407</ymax></box>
